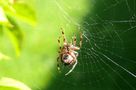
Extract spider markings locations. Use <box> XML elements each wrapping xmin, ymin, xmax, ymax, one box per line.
<box><xmin>57</xmin><ymin>28</ymin><xmax>83</xmax><ymax>76</ymax></box>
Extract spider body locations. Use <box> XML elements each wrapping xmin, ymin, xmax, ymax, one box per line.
<box><xmin>57</xmin><ymin>28</ymin><xmax>83</xmax><ymax>76</ymax></box>
<box><xmin>61</xmin><ymin>44</ymin><xmax>79</xmax><ymax>65</ymax></box>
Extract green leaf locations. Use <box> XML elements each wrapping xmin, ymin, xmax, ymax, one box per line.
<box><xmin>4</xmin><ymin>28</ymin><xmax>22</xmax><ymax>56</ymax></box>
<box><xmin>4</xmin><ymin>26</ymin><xmax>23</xmax><ymax>57</ymax></box>
<box><xmin>0</xmin><ymin>77</ymin><xmax>31</xmax><ymax>90</ymax></box>
<box><xmin>12</xmin><ymin>3</ymin><xmax>36</xmax><ymax>26</ymax></box>
<box><xmin>0</xmin><ymin>6</ymin><xmax>12</xmax><ymax>27</ymax></box>
<box><xmin>3</xmin><ymin>15</ymin><xmax>24</xmax><ymax>56</ymax></box>
<box><xmin>1</xmin><ymin>1</ymin><xmax>36</xmax><ymax>26</ymax></box>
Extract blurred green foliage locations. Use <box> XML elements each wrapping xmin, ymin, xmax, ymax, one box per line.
<box><xmin>0</xmin><ymin>77</ymin><xmax>31</xmax><ymax>90</ymax></box>
<box><xmin>0</xmin><ymin>0</ymin><xmax>36</xmax><ymax>57</ymax></box>
<box><xmin>0</xmin><ymin>0</ymin><xmax>36</xmax><ymax>89</ymax></box>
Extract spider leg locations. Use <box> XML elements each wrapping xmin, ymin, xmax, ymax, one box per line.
<box><xmin>65</xmin><ymin>59</ymin><xmax>77</xmax><ymax>76</ymax></box>
<box><xmin>70</xmin><ymin>37</ymin><xmax>73</xmax><ymax>45</ymax></box>
<box><xmin>58</xmin><ymin>36</ymin><xmax>61</xmax><ymax>50</ymax></box>
<box><xmin>57</xmin><ymin>56</ymin><xmax>61</xmax><ymax>72</ymax></box>
<box><xmin>79</xmin><ymin>32</ymin><xmax>83</xmax><ymax>48</ymax></box>
<box><xmin>61</xmin><ymin>28</ymin><xmax>67</xmax><ymax>43</ymax></box>
<box><xmin>57</xmin><ymin>36</ymin><xmax>62</xmax><ymax>72</ymax></box>
<box><xmin>73</xmin><ymin>35</ymin><xmax>76</xmax><ymax>46</ymax></box>
<box><xmin>73</xmin><ymin>51</ymin><xmax>78</xmax><ymax>57</ymax></box>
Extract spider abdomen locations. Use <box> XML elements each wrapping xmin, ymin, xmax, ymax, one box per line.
<box><xmin>62</xmin><ymin>54</ymin><xmax>73</xmax><ymax>64</ymax></box>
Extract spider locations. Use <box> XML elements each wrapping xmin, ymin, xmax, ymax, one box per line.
<box><xmin>57</xmin><ymin>28</ymin><xmax>83</xmax><ymax>76</ymax></box>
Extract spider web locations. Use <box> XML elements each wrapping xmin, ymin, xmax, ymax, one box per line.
<box><xmin>47</xmin><ymin>0</ymin><xmax>136</xmax><ymax>90</ymax></box>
